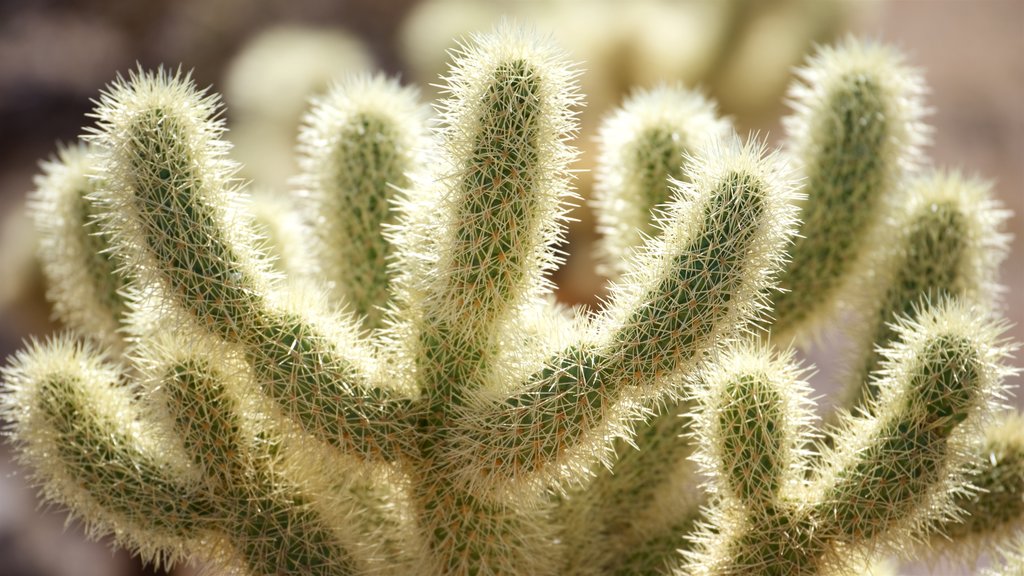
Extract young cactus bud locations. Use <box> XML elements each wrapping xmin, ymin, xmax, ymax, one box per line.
<box><xmin>295</xmin><ymin>74</ymin><xmax>429</xmax><ymax>330</ymax></box>
<box><xmin>844</xmin><ymin>170</ymin><xmax>1009</xmax><ymax>410</ymax></box>
<box><xmin>591</xmin><ymin>85</ymin><xmax>732</xmax><ymax>278</ymax></box>
<box><xmin>771</xmin><ymin>37</ymin><xmax>928</xmax><ymax>341</ymax></box>
<box><xmin>692</xmin><ymin>345</ymin><xmax>814</xmax><ymax>510</ymax></box>
<box><xmin>30</xmin><ymin>143</ymin><xmax>128</xmax><ymax>350</ymax></box>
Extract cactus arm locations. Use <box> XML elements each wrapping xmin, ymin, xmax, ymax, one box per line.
<box><xmin>770</xmin><ymin>38</ymin><xmax>928</xmax><ymax>341</ymax></box>
<box><xmin>425</xmin><ymin>27</ymin><xmax>579</xmax><ymax>331</ymax></box>
<box><xmin>807</xmin><ymin>304</ymin><xmax>1008</xmax><ymax>552</ymax></box>
<box><xmin>160</xmin><ymin>352</ymin><xmax>361</xmax><ymax>576</ymax></box>
<box><xmin>411</xmin><ymin>26</ymin><xmax>579</xmax><ymax>404</ymax></box>
<box><xmin>842</xmin><ymin>171</ymin><xmax>1010</xmax><ymax>411</ymax></box>
<box><xmin>30</xmin><ymin>142</ymin><xmax>129</xmax><ymax>351</ymax></box>
<box><xmin>451</xmin><ymin>139</ymin><xmax>799</xmax><ymax>488</ymax></box>
<box><xmin>0</xmin><ymin>337</ymin><xmax>212</xmax><ymax>565</ymax></box>
<box><xmin>86</xmin><ymin>69</ymin><xmax>413</xmax><ymax>461</ymax></box>
<box><xmin>924</xmin><ymin>412</ymin><xmax>1024</xmax><ymax>560</ymax></box>
<box><xmin>591</xmin><ymin>85</ymin><xmax>731</xmax><ymax>279</ymax></box>
<box><xmin>686</xmin><ymin>300</ymin><xmax>1011</xmax><ymax>575</ymax></box>
<box><xmin>559</xmin><ymin>396</ymin><xmax>705</xmax><ymax>576</ymax></box>
<box><xmin>296</xmin><ymin>75</ymin><xmax>429</xmax><ymax>330</ymax></box>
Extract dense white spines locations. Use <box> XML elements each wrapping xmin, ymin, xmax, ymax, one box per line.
<box><xmin>597</xmin><ymin>137</ymin><xmax>800</xmax><ymax>381</ymax></box>
<box><xmin>2</xmin><ymin>28</ymin><xmax>1020</xmax><ymax>576</ymax></box>
<box><xmin>691</xmin><ymin>345</ymin><xmax>815</xmax><ymax>509</ymax></box>
<box><xmin>422</xmin><ymin>24</ymin><xmax>580</xmax><ymax>333</ymax></box>
<box><xmin>0</xmin><ymin>336</ymin><xmax>207</xmax><ymax>568</ymax></box>
<box><xmin>686</xmin><ymin>300</ymin><xmax>1013</xmax><ymax>576</ymax></box>
<box><xmin>448</xmin><ymin>137</ymin><xmax>800</xmax><ymax>495</ymax></box>
<box><xmin>842</xmin><ymin>170</ymin><xmax>1010</xmax><ymax>410</ymax></box>
<box><xmin>931</xmin><ymin>412</ymin><xmax>1024</xmax><ymax>561</ymax></box>
<box><xmin>592</xmin><ymin>85</ymin><xmax>732</xmax><ymax>278</ymax></box>
<box><xmin>771</xmin><ymin>37</ymin><xmax>929</xmax><ymax>341</ymax></box>
<box><xmin>30</xmin><ymin>143</ymin><xmax>128</xmax><ymax>350</ymax></box>
<box><xmin>296</xmin><ymin>74</ymin><xmax>430</xmax><ymax>330</ymax></box>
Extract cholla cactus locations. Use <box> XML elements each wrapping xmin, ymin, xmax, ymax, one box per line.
<box><xmin>2</xmin><ymin>25</ymin><xmax>1021</xmax><ymax>576</ymax></box>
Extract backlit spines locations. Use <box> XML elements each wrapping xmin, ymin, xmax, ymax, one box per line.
<box><xmin>86</xmin><ymin>68</ymin><xmax>412</xmax><ymax>463</ymax></box>
<box><xmin>30</xmin><ymin>143</ymin><xmax>128</xmax><ymax>350</ymax></box>
<box><xmin>85</xmin><ymin>67</ymin><xmax>270</xmax><ymax>336</ymax></box>
<box><xmin>155</xmin><ymin>350</ymin><xmax>363</xmax><ymax>576</ymax></box>
<box><xmin>296</xmin><ymin>74</ymin><xmax>429</xmax><ymax>330</ymax></box>
<box><xmin>930</xmin><ymin>412</ymin><xmax>1024</xmax><ymax>560</ymax></box>
<box><xmin>449</xmin><ymin>138</ymin><xmax>800</xmax><ymax>491</ymax></box>
<box><xmin>3</xmin><ymin>28</ymin><xmax>1020</xmax><ymax>576</ymax></box>
<box><xmin>423</xmin><ymin>24</ymin><xmax>580</xmax><ymax>336</ymax></box>
<box><xmin>592</xmin><ymin>85</ymin><xmax>732</xmax><ymax>278</ymax></box>
<box><xmin>692</xmin><ymin>345</ymin><xmax>814</xmax><ymax>510</ymax></box>
<box><xmin>843</xmin><ymin>170</ymin><xmax>1010</xmax><ymax>409</ymax></box>
<box><xmin>0</xmin><ymin>336</ymin><xmax>209</xmax><ymax>568</ymax></box>
<box><xmin>686</xmin><ymin>300</ymin><xmax>1013</xmax><ymax>576</ymax></box>
<box><xmin>809</xmin><ymin>301</ymin><xmax>1010</xmax><ymax>550</ymax></box>
<box><xmin>770</xmin><ymin>37</ymin><xmax>929</xmax><ymax>341</ymax></box>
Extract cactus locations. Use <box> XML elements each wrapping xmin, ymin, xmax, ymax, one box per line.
<box><xmin>2</xmin><ymin>25</ymin><xmax>1022</xmax><ymax>576</ymax></box>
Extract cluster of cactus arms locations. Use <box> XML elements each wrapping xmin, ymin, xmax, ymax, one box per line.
<box><xmin>4</xmin><ymin>25</ymin><xmax>1023</xmax><ymax>576</ymax></box>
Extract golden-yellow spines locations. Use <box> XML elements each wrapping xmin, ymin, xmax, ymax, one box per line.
<box><xmin>296</xmin><ymin>74</ymin><xmax>429</xmax><ymax>330</ymax></box>
<box><xmin>592</xmin><ymin>85</ymin><xmax>732</xmax><ymax>278</ymax></box>
<box><xmin>843</xmin><ymin>170</ymin><xmax>1010</xmax><ymax>410</ymax></box>
<box><xmin>0</xmin><ymin>336</ymin><xmax>209</xmax><ymax>568</ymax></box>
<box><xmin>771</xmin><ymin>37</ymin><xmax>928</xmax><ymax>342</ymax></box>
<box><xmin>30</xmin><ymin>143</ymin><xmax>128</xmax><ymax>351</ymax></box>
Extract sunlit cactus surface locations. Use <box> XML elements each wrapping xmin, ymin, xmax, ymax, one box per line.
<box><xmin>3</xmin><ymin>25</ymin><xmax>1021</xmax><ymax>576</ymax></box>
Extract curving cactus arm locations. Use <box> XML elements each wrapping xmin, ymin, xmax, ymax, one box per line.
<box><xmin>31</xmin><ymin>143</ymin><xmax>129</xmax><ymax>350</ymax></box>
<box><xmin>86</xmin><ymin>69</ymin><xmax>415</xmax><ymax>462</ymax></box>
<box><xmin>2</xmin><ymin>338</ymin><xmax>214</xmax><ymax>564</ymax></box>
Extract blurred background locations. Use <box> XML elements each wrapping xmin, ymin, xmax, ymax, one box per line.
<box><xmin>0</xmin><ymin>1</ymin><xmax>1020</xmax><ymax>574</ymax></box>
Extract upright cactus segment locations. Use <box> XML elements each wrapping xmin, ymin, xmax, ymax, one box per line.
<box><xmin>30</xmin><ymin>143</ymin><xmax>129</xmax><ymax>350</ymax></box>
<box><xmin>770</xmin><ymin>37</ymin><xmax>928</xmax><ymax>341</ymax></box>
<box><xmin>841</xmin><ymin>170</ymin><xmax>1009</xmax><ymax>410</ymax></box>
<box><xmin>295</xmin><ymin>75</ymin><xmax>429</xmax><ymax>330</ymax></box>
<box><xmin>592</xmin><ymin>85</ymin><xmax>732</xmax><ymax>278</ymax></box>
<box><xmin>2</xmin><ymin>26</ymin><xmax>1021</xmax><ymax>576</ymax></box>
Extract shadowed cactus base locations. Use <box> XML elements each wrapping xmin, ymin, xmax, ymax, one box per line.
<box><xmin>2</xmin><ymin>25</ymin><xmax>1022</xmax><ymax>576</ymax></box>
